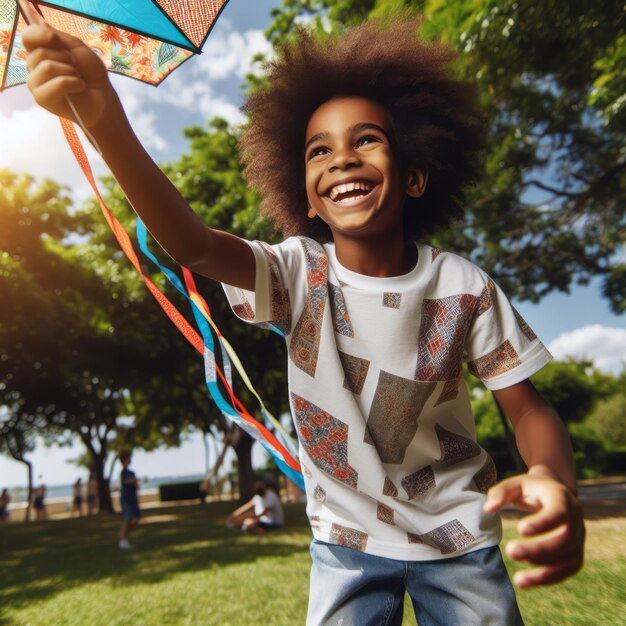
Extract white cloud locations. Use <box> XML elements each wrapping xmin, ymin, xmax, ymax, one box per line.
<box><xmin>548</xmin><ymin>325</ymin><xmax>626</xmax><ymax>375</ymax></box>
<box><xmin>198</xmin><ymin>27</ymin><xmax>272</xmax><ymax>81</ymax></box>
<box><xmin>0</xmin><ymin>105</ymin><xmax>104</xmax><ymax>202</ymax></box>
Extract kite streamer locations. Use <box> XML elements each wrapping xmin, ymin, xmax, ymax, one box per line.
<box><xmin>59</xmin><ymin>117</ymin><xmax>304</xmax><ymax>490</ymax></box>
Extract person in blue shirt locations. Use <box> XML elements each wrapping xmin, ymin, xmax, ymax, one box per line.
<box><xmin>118</xmin><ymin>450</ymin><xmax>141</xmax><ymax>550</ymax></box>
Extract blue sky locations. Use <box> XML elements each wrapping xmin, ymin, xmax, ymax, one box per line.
<box><xmin>0</xmin><ymin>0</ymin><xmax>624</xmax><ymax>488</ymax></box>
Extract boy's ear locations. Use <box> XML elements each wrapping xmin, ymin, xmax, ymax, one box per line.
<box><xmin>406</xmin><ymin>168</ymin><xmax>428</xmax><ymax>198</ymax></box>
<box><xmin>307</xmin><ymin>204</ymin><xmax>317</xmax><ymax>219</ymax></box>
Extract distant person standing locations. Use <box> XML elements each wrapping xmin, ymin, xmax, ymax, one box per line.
<box><xmin>118</xmin><ymin>451</ymin><xmax>141</xmax><ymax>550</ymax></box>
<box><xmin>72</xmin><ymin>478</ymin><xmax>83</xmax><ymax>517</ymax></box>
<box><xmin>33</xmin><ymin>481</ymin><xmax>47</xmax><ymax>521</ymax></box>
<box><xmin>86</xmin><ymin>474</ymin><xmax>98</xmax><ymax>515</ymax></box>
<box><xmin>0</xmin><ymin>488</ymin><xmax>10</xmax><ymax>522</ymax></box>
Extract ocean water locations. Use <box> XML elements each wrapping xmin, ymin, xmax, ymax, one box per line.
<box><xmin>4</xmin><ymin>473</ymin><xmax>205</xmax><ymax>504</ymax></box>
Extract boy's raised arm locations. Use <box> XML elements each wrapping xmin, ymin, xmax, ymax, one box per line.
<box><xmin>22</xmin><ymin>24</ymin><xmax>255</xmax><ymax>291</ymax></box>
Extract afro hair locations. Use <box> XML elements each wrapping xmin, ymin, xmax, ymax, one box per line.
<box><xmin>240</xmin><ymin>17</ymin><xmax>483</xmax><ymax>242</ymax></box>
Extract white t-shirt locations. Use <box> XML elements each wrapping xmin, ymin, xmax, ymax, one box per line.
<box><xmin>252</xmin><ymin>489</ymin><xmax>284</xmax><ymax>526</ymax></box>
<box><xmin>223</xmin><ymin>237</ymin><xmax>551</xmax><ymax>560</ymax></box>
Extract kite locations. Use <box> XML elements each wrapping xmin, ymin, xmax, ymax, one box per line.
<box><xmin>1</xmin><ymin>1</ymin><xmax>304</xmax><ymax>488</ymax></box>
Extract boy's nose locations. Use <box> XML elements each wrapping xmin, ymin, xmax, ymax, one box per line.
<box><xmin>329</xmin><ymin>149</ymin><xmax>360</xmax><ymax>172</ymax></box>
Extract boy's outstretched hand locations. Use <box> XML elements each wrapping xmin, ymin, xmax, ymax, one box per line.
<box><xmin>22</xmin><ymin>24</ymin><xmax>115</xmax><ymax>128</ymax></box>
<box><xmin>484</xmin><ymin>472</ymin><xmax>585</xmax><ymax>589</ymax></box>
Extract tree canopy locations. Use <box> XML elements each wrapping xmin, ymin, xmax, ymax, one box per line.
<box><xmin>266</xmin><ymin>0</ymin><xmax>626</xmax><ymax>313</ymax></box>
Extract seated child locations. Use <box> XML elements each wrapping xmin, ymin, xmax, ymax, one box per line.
<box><xmin>226</xmin><ymin>480</ymin><xmax>284</xmax><ymax>533</ymax></box>
<box><xmin>23</xmin><ymin>16</ymin><xmax>584</xmax><ymax>625</ymax></box>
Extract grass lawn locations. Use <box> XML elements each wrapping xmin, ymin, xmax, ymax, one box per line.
<box><xmin>0</xmin><ymin>500</ymin><xmax>623</xmax><ymax>625</ymax></box>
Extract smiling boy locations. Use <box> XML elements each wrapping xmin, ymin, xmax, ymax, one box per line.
<box><xmin>23</xmin><ymin>17</ymin><xmax>584</xmax><ymax>625</ymax></box>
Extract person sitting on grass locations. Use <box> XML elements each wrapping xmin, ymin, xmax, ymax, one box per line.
<box><xmin>226</xmin><ymin>480</ymin><xmax>284</xmax><ymax>534</ymax></box>
<box><xmin>118</xmin><ymin>450</ymin><xmax>141</xmax><ymax>550</ymax></box>
<box><xmin>23</xmin><ymin>14</ymin><xmax>585</xmax><ymax>624</ymax></box>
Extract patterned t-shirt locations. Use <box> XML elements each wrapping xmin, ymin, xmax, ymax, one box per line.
<box><xmin>222</xmin><ymin>237</ymin><xmax>552</xmax><ymax>560</ymax></box>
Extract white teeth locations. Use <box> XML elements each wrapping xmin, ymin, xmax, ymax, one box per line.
<box><xmin>329</xmin><ymin>181</ymin><xmax>373</xmax><ymax>201</ymax></box>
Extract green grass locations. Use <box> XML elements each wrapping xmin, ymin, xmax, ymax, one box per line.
<box><xmin>0</xmin><ymin>502</ymin><xmax>624</xmax><ymax>625</ymax></box>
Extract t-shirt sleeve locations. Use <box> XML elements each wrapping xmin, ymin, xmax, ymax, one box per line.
<box><xmin>465</xmin><ymin>274</ymin><xmax>552</xmax><ymax>390</ymax></box>
<box><xmin>252</xmin><ymin>494</ymin><xmax>264</xmax><ymax>516</ymax></box>
<box><xmin>221</xmin><ymin>237</ymin><xmax>304</xmax><ymax>336</ymax></box>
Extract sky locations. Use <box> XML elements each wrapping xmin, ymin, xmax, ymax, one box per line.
<box><xmin>0</xmin><ymin>1</ymin><xmax>624</xmax><ymax>488</ymax></box>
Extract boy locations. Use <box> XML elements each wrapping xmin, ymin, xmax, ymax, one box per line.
<box><xmin>118</xmin><ymin>450</ymin><xmax>141</xmax><ymax>550</ymax></box>
<box><xmin>23</xmin><ymin>17</ymin><xmax>584</xmax><ymax>624</ymax></box>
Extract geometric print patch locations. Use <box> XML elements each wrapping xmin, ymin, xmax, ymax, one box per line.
<box><xmin>364</xmin><ymin>371</ymin><xmax>436</xmax><ymax>464</ymax></box>
<box><xmin>376</xmin><ymin>502</ymin><xmax>395</xmax><ymax>525</ymax></box>
<box><xmin>472</xmin><ymin>455</ymin><xmax>498</xmax><ymax>494</ymax></box>
<box><xmin>232</xmin><ymin>293</ymin><xmax>255</xmax><ymax>321</ymax></box>
<box><xmin>329</xmin><ymin>283</ymin><xmax>354</xmax><ymax>337</ymax></box>
<box><xmin>329</xmin><ymin>523</ymin><xmax>369</xmax><ymax>552</ymax></box>
<box><xmin>383</xmin><ymin>292</ymin><xmax>402</xmax><ymax>308</ymax></box>
<box><xmin>313</xmin><ymin>485</ymin><xmax>326</xmax><ymax>502</ymax></box>
<box><xmin>415</xmin><ymin>519</ymin><xmax>476</xmax><ymax>554</ymax></box>
<box><xmin>338</xmin><ymin>351</ymin><xmax>370</xmax><ymax>395</ymax></box>
<box><xmin>476</xmin><ymin>278</ymin><xmax>495</xmax><ymax>317</ymax></box>
<box><xmin>383</xmin><ymin>476</ymin><xmax>399</xmax><ymax>497</ymax></box>
<box><xmin>415</xmin><ymin>294</ymin><xmax>477</xmax><ymax>382</ymax></box>
<box><xmin>291</xmin><ymin>393</ymin><xmax>358</xmax><ymax>488</ymax></box>
<box><xmin>434</xmin><ymin>378</ymin><xmax>459</xmax><ymax>407</ymax></box>
<box><xmin>431</xmin><ymin>248</ymin><xmax>444</xmax><ymax>262</ymax></box>
<box><xmin>434</xmin><ymin>424</ymin><xmax>481</xmax><ymax>467</ymax></box>
<box><xmin>258</xmin><ymin>242</ymin><xmax>291</xmax><ymax>334</ymax></box>
<box><xmin>289</xmin><ymin>239</ymin><xmax>328</xmax><ymax>377</ymax></box>
<box><xmin>401</xmin><ymin>465</ymin><xmax>436</xmax><ymax>500</ymax></box>
<box><xmin>468</xmin><ymin>339</ymin><xmax>521</xmax><ymax>380</ymax></box>
<box><xmin>513</xmin><ymin>307</ymin><xmax>537</xmax><ymax>342</ymax></box>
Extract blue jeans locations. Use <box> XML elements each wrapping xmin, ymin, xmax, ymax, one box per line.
<box><xmin>307</xmin><ymin>540</ymin><xmax>523</xmax><ymax>626</ymax></box>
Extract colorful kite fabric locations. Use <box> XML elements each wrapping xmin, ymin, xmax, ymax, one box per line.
<box><xmin>1</xmin><ymin>0</ymin><xmax>227</xmax><ymax>90</ymax></box>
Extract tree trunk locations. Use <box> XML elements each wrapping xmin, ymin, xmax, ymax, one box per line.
<box><xmin>23</xmin><ymin>458</ymin><xmax>33</xmax><ymax>522</ymax></box>
<box><xmin>233</xmin><ymin>429</ymin><xmax>255</xmax><ymax>502</ymax></box>
<box><xmin>6</xmin><ymin>447</ymin><xmax>33</xmax><ymax>522</ymax></box>
<box><xmin>202</xmin><ymin>430</ymin><xmax>210</xmax><ymax>474</ymax></box>
<box><xmin>96</xmin><ymin>456</ymin><xmax>114</xmax><ymax>513</ymax></box>
<box><xmin>494</xmin><ymin>395</ymin><xmax>527</xmax><ymax>473</ymax></box>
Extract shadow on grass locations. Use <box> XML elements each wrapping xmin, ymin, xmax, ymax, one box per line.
<box><xmin>0</xmin><ymin>500</ymin><xmax>312</xmax><ymax>611</ymax></box>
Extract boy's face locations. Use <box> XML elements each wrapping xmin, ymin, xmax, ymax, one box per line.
<box><xmin>304</xmin><ymin>97</ymin><xmax>425</xmax><ymax>240</ymax></box>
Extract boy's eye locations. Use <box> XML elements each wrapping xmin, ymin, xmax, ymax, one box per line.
<box><xmin>356</xmin><ymin>135</ymin><xmax>379</xmax><ymax>148</ymax></box>
<box><xmin>308</xmin><ymin>146</ymin><xmax>329</xmax><ymax>159</ymax></box>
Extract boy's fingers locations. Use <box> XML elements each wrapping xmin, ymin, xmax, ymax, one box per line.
<box><xmin>484</xmin><ymin>477</ymin><xmax>538</xmax><ymax>513</ymax></box>
<box><xmin>513</xmin><ymin>558</ymin><xmax>582</xmax><ymax>588</ymax></box>
<box><xmin>26</xmin><ymin>47</ymin><xmax>73</xmax><ymax>73</ymax></box>
<box><xmin>29</xmin><ymin>75</ymin><xmax>86</xmax><ymax>106</ymax></box>
<box><xmin>27</xmin><ymin>59</ymin><xmax>82</xmax><ymax>87</ymax></box>
<box><xmin>484</xmin><ymin>478</ymin><xmax>521</xmax><ymax>511</ymax></box>
<box><xmin>18</xmin><ymin>0</ymin><xmax>46</xmax><ymax>26</ymax></box>
<box><xmin>518</xmin><ymin>498</ymin><xmax>583</xmax><ymax>537</ymax></box>
<box><xmin>22</xmin><ymin>24</ymin><xmax>83</xmax><ymax>53</ymax></box>
<box><xmin>506</xmin><ymin>525</ymin><xmax>580</xmax><ymax>565</ymax></box>
<box><xmin>516</xmin><ymin>498</ymin><xmax>570</xmax><ymax>536</ymax></box>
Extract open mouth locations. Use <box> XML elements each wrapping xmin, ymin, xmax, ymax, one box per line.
<box><xmin>328</xmin><ymin>180</ymin><xmax>375</xmax><ymax>205</ymax></box>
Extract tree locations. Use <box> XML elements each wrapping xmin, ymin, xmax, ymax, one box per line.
<box><xmin>266</xmin><ymin>0</ymin><xmax>626</xmax><ymax>314</ymax></box>
<box><xmin>0</xmin><ymin>412</ymin><xmax>37</xmax><ymax>521</ymax></box>
<box><xmin>0</xmin><ymin>171</ymin><xmax>214</xmax><ymax>511</ymax></box>
<box><xmin>587</xmin><ymin>393</ymin><xmax>626</xmax><ymax>446</ymax></box>
<box><xmin>530</xmin><ymin>360</ymin><xmax>616</xmax><ymax>424</ymax></box>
